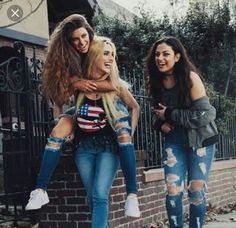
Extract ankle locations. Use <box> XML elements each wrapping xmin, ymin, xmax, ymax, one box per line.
<box><xmin>127</xmin><ymin>193</ymin><xmax>137</xmax><ymax>198</ymax></box>
<box><xmin>35</xmin><ymin>188</ymin><xmax>45</xmax><ymax>193</ymax></box>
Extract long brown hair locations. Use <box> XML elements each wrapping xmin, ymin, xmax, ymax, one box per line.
<box><xmin>145</xmin><ymin>36</ymin><xmax>198</xmax><ymax>108</ymax></box>
<box><xmin>42</xmin><ymin>14</ymin><xmax>94</xmax><ymax>106</ymax></box>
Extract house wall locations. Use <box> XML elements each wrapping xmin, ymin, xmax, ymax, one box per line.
<box><xmin>0</xmin><ymin>37</ymin><xmax>46</xmax><ymax>61</ymax></box>
<box><xmin>0</xmin><ymin>0</ymin><xmax>49</xmax><ymax>46</ymax></box>
<box><xmin>37</xmin><ymin>150</ymin><xmax>236</xmax><ymax>228</ymax></box>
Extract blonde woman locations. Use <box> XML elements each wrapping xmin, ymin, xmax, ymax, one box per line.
<box><xmin>74</xmin><ymin>37</ymin><xmax>140</xmax><ymax>227</ymax></box>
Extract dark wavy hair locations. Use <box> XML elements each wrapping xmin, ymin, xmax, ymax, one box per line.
<box><xmin>43</xmin><ymin>14</ymin><xmax>94</xmax><ymax>106</ymax></box>
<box><xmin>145</xmin><ymin>36</ymin><xmax>198</xmax><ymax>108</ymax></box>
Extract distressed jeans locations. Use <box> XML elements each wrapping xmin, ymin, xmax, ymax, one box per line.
<box><xmin>36</xmin><ymin>99</ymin><xmax>138</xmax><ymax>195</ymax></box>
<box><xmin>114</xmin><ymin>115</ymin><xmax>137</xmax><ymax>194</ymax></box>
<box><xmin>59</xmin><ymin>100</ymin><xmax>138</xmax><ymax>195</ymax></box>
<box><xmin>163</xmin><ymin>127</ymin><xmax>215</xmax><ymax>228</ymax></box>
<box><xmin>36</xmin><ymin>136</ymin><xmax>65</xmax><ymax>189</ymax></box>
<box><xmin>74</xmin><ymin>135</ymin><xmax>119</xmax><ymax>228</ymax></box>
<box><xmin>36</xmin><ymin>106</ymin><xmax>76</xmax><ymax>189</ymax></box>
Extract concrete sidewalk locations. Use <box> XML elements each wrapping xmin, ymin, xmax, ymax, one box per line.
<box><xmin>183</xmin><ymin>210</ymin><xmax>236</xmax><ymax>228</ymax></box>
<box><xmin>203</xmin><ymin>210</ymin><xmax>236</xmax><ymax>228</ymax></box>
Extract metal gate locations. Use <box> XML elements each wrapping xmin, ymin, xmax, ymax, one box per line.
<box><xmin>0</xmin><ymin>41</ymin><xmax>52</xmax><ymax>224</ymax></box>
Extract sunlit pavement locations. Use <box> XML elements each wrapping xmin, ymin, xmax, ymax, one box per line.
<box><xmin>183</xmin><ymin>211</ymin><xmax>236</xmax><ymax>228</ymax></box>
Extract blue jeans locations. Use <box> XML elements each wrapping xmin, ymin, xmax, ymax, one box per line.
<box><xmin>114</xmin><ymin>115</ymin><xmax>137</xmax><ymax>194</ymax></box>
<box><xmin>60</xmin><ymin>101</ymin><xmax>138</xmax><ymax>195</ymax></box>
<box><xmin>114</xmin><ymin>98</ymin><xmax>137</xmax><ymax>194</ymax></box>
<box><xmin>36</xmin><ymin>107</ymin><xmax>75</xmax><ymax>189</ymax></box>
<box><xmin>74</xmin><ymin>135</ymin><xmax>119</xmax><ymax>228</ymax></box>
<box><xmin>163</xmin><ymin>127</ymin><xmax>215</xmax><ymax>228</ymax></box>
<box><xmin>36</xmin><ymin>137</ymin><xmax>65</xmax><ymax>189</ymax></box>
<box><xmin>36</xmin><ymin>99</ymin><xmax>138</xmax><ymax>195</ymax></box>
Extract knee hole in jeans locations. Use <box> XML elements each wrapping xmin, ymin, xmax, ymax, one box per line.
<box><xmin>166</xmin><ymin>184</ymin><xmax>184</xmax><ymax>196</ymax></box>
<box><xmin>189</xmin><ymin>180</ymin><xmax>205</xmax><ymax>191</ymax></box>
<box><xmin>115</xmin><ymin>121</ymin><xmax>129</xmax><ymax>130</ymax></box>
<box><xmin>191</xmin><ymin>198</ymin><xmax>204</xmax><ymax>206</ymax></box>
<box><xmin>166</xmin><ymin>174</ymin><xmax>184</xmax><ymax>196</ymax></box>
<box><xmin>164</xmin><ymin>148</ymin><xmax>177</xmax><ymax>167</ymax></box>
<box><xmin>188</xmin><ymin>180</ymin><xmax>206</xmax><ymax>206</ymax></box>
<box><xmin>115</xmin><ymin>121</ymin><xmax>132</xmax><ymax>145</ymax></box>
<box><xmin>46</xmin><ymin>142</ymin><xmax>61</xmax><ymax>150</ymax></box>
<box><xmin>118</xmin><ymin>131</ymin><xmax>132</xmax><ymax>145</ymax></box>
<box><xmin>196</xmin><ymin>147</ymin><xmax>207</xmax><ymax>157</ymax></box>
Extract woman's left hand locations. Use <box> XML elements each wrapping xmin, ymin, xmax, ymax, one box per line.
<box><xmin>161</xmin><ymin>122</ymin><xmax>174</xmax><ymax>133</ymax></box>
<box><xmin>154</xmin><ymin>103</ymin><xmax>167</xmax><ymax>121</ymax></box>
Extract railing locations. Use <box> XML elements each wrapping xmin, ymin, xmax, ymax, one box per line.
<box><xmin>120</xmin><ymin>67</ymin><xmax>163</xmax><ymax>169</ymax></box>
<box><xmin>121</xmin><ymin>68</ymin><xmax>236</xmax><ymax>169</ymax></box>
<box><xmin>216</xmin><ymin>104</ymin><xmax>236</xmax><ymax>161</ymax></box>
<box><xmin>0</xmin><ymin>42</ymin><xmax>51</xmax><ymax>225</ymax></box>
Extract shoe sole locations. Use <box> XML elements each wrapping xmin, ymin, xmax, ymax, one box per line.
<box><xmin>125</xmin><ymin>212</ymin><xmax>141</xmax><ymax>218</ymax></box>
<box><xmin>125</xmin><ymin>215</ymin><xmax>141</xmax><ymax>218</ymax></box>
<box><xmin>25</xmin><ymin>200</ymin><xmax>49</xmax><ymax>211</ymax></box>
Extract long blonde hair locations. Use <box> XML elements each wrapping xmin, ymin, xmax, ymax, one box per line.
<box><xmin>42</xmin><ymin>14</ymin><xmax>94</xmax><ymax>106</ymax></box>
<box><xmin>77</xmin><ymin>36</ymin><xmax>129</xmax><ymax>125</ymax></box>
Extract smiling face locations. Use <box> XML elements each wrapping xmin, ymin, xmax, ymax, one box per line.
<box><xmin>91</xmin><ymin>42</ymin><xmax>114</xmax><ymax>79</ymax></box>
<box><xmin>71</xmin><ymin>27</ymin><xmax>90</xmax><ymax>54</ymax></box>
<box><xmin>155</xmin><ymin>42</ymin><xmax>180</xmax><ymax>75</ymax></box>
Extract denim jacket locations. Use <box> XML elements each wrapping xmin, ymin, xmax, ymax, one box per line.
<box><xmin>165</xmin><ymin>96</ymin><xmax>218</xmax><ymax>148</ymax></box>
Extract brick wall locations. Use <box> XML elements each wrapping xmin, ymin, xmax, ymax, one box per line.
<box><xmin>36</xmin><ymin>150</ymin><xmax>236</xmax><ymax>228</ymax></box>
<box><xmin>207</xmin><ymin>160</ymin><xmax>236</xmax><ymax>206</ymax></box>
<box><xmin>0</xmin><ymin>37</ymin><xmax>46</xmax><ymax>60</ymax></box>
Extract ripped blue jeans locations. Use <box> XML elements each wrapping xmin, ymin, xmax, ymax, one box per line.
<box><xmin>163</xmin><ymin>127</ymin><xmax>215</xmax><ymax>228</ymax></box>
<box><xmin>36</xmin><ymin>100</ymin><xmax>137</xmax><ymax>194</ymax></box>
<box><xmin>36</xmin><ymin>137</ymin><xmax>65</xmax><ymax>189</ymax></box>
<box><xmin>114</xmin><ymin>115</ymin><xmax>137</xmax><ymax>194</ymax></box>
<box><xmin>113</xmin><ymin>97</ymin><xmax>137</xmax><ymax>194</ymax></box>
<box><xmin>36</xmin><ymin>106</ymin><xmax>75</xmax><ymax>189</ymax></box>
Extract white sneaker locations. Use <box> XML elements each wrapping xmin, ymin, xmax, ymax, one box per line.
<box><xmin>25</xmin><ymin>189</ymin><xmax>49</xmax><ymax>210</ymax></box>
<box><xmin>124</xmin><ymin>193</ymin><xmax>141</xmax><ymax>218</ymax></box>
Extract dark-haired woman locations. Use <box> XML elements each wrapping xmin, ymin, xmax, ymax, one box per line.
<box><xmin>146</xmin><ymin>36</ymin><xmax>218</xmax><ymax>228</ymax></box>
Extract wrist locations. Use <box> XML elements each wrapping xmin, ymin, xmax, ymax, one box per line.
<box><xmin>164</xmin><ymin>107</ymin><xmax>174</xmax><ymax>122</ymax></box>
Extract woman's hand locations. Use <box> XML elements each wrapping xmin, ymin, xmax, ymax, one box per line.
<box><xmin>70</xmin><ymin>76</ymin><xmax>115</xmax><ymax>93</ymax></box>
<box><xmin>154</xmin><ymin>103</ymin><xmax>167</xmax><ymax>121</ymax></box>
<box><xmin>161</xmin><ymin>122</ymin><xmax>174</xmax><ymax>134</ymax></box>
<box><xmin>72</xmin><ymin>80</ymin><xmax>97</xmax><ymax>92</ymax></box>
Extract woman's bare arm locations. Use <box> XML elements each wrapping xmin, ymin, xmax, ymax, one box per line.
<box><xmin>189</xmin><ymin>71</ymin><xmax>206</xmax><ymax>101</ymax></box>
<box><xmin>70</xmin><ymin>76</ymin><xmax>115</xmax><ymax>93</ymax></box>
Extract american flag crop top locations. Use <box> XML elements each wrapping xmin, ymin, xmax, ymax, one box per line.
<box><xmin>76</xmin><ymin>96</ymin><xmax>112</xmax><ymax>136</ymax></box>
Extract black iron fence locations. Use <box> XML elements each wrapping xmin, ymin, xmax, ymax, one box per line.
<box><xmin>0</xmin><ymin>42</ymin><xmax>52</xmax><ymax>225</ymax></box>
<box><xmin>216</xmin><ymin>102</ymin><xmax>236</xmax><ymax>161</ymax></box>
<box><xmin>121</xmin><ymin>67</ymin><xmax>236</xmax><ymax>169</ymax></box>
